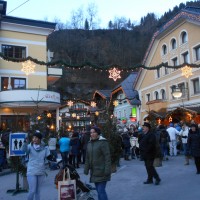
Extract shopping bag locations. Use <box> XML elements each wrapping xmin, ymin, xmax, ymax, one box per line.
<box><xmin>58</xmin><ymin>168</ymin><xmax>77</xmax><ymax>200</ymax></box>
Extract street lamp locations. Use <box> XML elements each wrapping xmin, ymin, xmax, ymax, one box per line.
<box><xmin>171</xmin><ymin>87</ymin><xmax>182</xmax><ymax>98</ymax></box>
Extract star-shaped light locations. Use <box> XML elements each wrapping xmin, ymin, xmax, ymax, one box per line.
<box><xmin>91</xmin><ymin>101</ymin><xmax>96</xmax><ymax>107</ymax></box>
<box><xmin>21</xmin><ymin>60</ymin><xmax>35</xmax><ymax>75</ymax></box>
<box><xmin>109</xmin><ymin>67</ymin><xmax>121</xmax><ymax>81</ymax></box>
<box><xmin>72</xmin><ymin>113</ymin><xmax>76</xmax><ymax>118</ymax></box>
<box><xmin>67</xmin><ymin>100</ymin><xmax>74</xmax><ymax>107</ymax></box>
<box><xmin>113</xmin><ymin>100</ymin><xmax>118</xmax><ymax>107</ymax></box>
<box><xmin>47</xmin><ymin>113</ymin><xmax>52</xmax><ymax>118</ymax></box>
<box><xmin>181</xmin><ymin>65</ymin><xmax>192</xmax><ymax>78</ymax></box>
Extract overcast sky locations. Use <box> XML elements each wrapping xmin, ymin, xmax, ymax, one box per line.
<box><xmin>5</xmin><ymin>0</ymin><xmax>190</xmax><ymax>28</ymax></box>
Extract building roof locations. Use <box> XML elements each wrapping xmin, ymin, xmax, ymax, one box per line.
<box><xmin>142</xmin><ymin>6</ymin><xmax>200</xmax><ymax>65</ymax></box>
<box><xmin>112</xmin><ymin>72</ymin><xmax>141</xmax><ymax>105</ymax></box>
<box><xmin>0</xmin><ymin>1</ymin><xmax>56</xmax><ymax>29</ymax></box>
<box><xmin>93</xmin><ymin>90</ymin><xmax>111</xmax><ymax>100</ymax></box>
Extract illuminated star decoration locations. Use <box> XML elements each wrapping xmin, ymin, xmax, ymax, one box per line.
<box><xmin>91</xmin><ymin>101</ymin><xmax>96</xmax><ymax>107</ymax></box>
<box><xmin>67</xmin><ymin>100</ymin><xmax>74</xmax><ymax>107</ymax></box>
<box><xmin>109</xmin><ymin>67</ymin><xmax>121</xmax><ymax>81</ymax></box>
<box><xmin>113</xmin><ymin>100</ymin><xmax>118</xmax><ymax>107</ymax></box>
<box><xmin>21</xmin><ymin>60</ymin><xmax>35</xmax><ymax>75</ymax></box>
<box><xmin>181</xmin><ymin>65</ymin><xmax>192</xmax><ymax>78</ymax></box>
<box><xmin>47</xmin><ymin>113</ymin><xmax>52</xmax><ymax>118</ymax></box>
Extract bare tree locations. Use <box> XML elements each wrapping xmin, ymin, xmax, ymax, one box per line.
<box><xmin>86</xmin><ymin>2</ymin><xmax>98</xmax><ymax>30</ymax></box>
<box><xmin>70</xmin><ymin>7</ymin><xmax>84</xmax><ymax>29</ymax></box>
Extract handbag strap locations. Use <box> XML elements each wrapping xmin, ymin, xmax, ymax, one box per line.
<box><xmin>62</xmin><ymin>168</ymin><xmax>71</xmax><ymax>181</ymax></box>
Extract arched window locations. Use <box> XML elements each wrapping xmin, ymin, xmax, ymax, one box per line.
<box><xmin>154</xmin><ymin>91</ymin><xmax>159</xmax><ymax>100</ymax></box>
<box><xmin>181</xmin><ymin>31</ymin><xmax>187</xmax><ymax>44</ymax></box>
<box><xmin>162</xmin><ymin>44</ymin><xmax>167</xmax><ymax>55</ymax></box>
<box><xmin>161</xmin><ymin>89</ymin><xmax>166</xmax><ymax>100</ymax></box>
<box><xmin>171</xmin><ymin>38</ymin><xmax>177</xmax><ymax>50</ymax></box>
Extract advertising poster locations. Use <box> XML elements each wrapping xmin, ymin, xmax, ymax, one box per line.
<box><xmin>9</xmin><ymin>133</ymin><xmax>26</xmax><ymax>156</ymax></box>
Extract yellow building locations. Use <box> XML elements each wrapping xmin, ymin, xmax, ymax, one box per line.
<box><xmin>135</xmin><ymin>7</ymin><xmax>200</xmax><ymax>125</ymax></box>
<box><xmin>0</xmin><ymin>1</ymin><xmax>62</xmax><ymax>131</ymax></box>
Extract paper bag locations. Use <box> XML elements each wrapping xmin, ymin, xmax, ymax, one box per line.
<box><xmin>58</xmin><ymin>168</ymin><xmax>77</xmax><ymax>200</ymax></box>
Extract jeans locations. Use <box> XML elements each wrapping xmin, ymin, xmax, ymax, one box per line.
<box><xmin>182</xmin><ymin>143</ymin><xmax>188</xmax><ymax>156</ymax></box>
<box><xmin>169</xmin><ymin>140</ymin><xmax>177</xmax><ymax>156</ymax></box>
<box><xmin>27</xmin><ymin>175</ymin><xmax>45</xmax><ymax>200</ymax></box>
<box><xmin>160</xmin><ymin>143</ymin><xmax>168</xmax><ymax>158</ymax></box>
<box><xmin>95</xmin><ymin>181</ymin><xmax>108</xmax><ymax>200</ymax></box>
<box><xmin>60</xmin><ymin>151</ymin><xmax>69</xmax><ymax>167</ymax></box>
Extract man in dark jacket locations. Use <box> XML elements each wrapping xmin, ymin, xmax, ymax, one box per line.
<box><xmin>139</xmin><ymin>122</ymin><xmax>161</xmax><ymax>185</ymax></box>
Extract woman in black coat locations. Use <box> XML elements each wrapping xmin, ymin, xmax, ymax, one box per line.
<box><xmin>187</xmin><ymin>124</ymin><xmax>200</xmax><ymax>174</ymax></box>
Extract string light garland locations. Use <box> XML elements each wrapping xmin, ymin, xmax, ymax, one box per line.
<box><xmin>1</xmin><ymin>53</ymin><xmax>200</xmax><ymax>71</ymax></box>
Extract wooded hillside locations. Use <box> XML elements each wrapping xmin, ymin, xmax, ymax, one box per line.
<box><xmin>47</xmin><ymin>1</ymin><xmax>200</xmax><ymax>102</ymax></box>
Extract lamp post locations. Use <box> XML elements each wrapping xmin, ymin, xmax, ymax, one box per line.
<box><xmin>171</xmin><ymin>86</ymin><xmax>183</xmax><ymax>98</ymax></box>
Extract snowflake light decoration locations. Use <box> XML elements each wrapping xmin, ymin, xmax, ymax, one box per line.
<box><xmin>181</xmin><ymin>65</ymin><xmax>192</xmax><ymax>78</ymax></box>
<box><xmin>47</xmin><ymin>113</ymin><xmax>52</xmax><ymax>118</ymax></box>
<box><xmin>21</xmin><ymin>60</ymin><xmax>35</xmax><ymax>75</ymax></box>
<box><xmin>67</xmin><ymin>100</ymin><xmax>74</xmax><ymax>107</ymax></box>
<box><xmin>113</xmin><ymin>100</ymin><xmax>118</xmax><ymax>107</ymax></box>
<box><xmin>109</xmin><ymin>67</ymin><xmax>121</xmax><ymax>81</ymax></box>
<box><xmin>91</xmin><ymin>101</ymin><xmax>96</xmax><ymax>107</ymax></box>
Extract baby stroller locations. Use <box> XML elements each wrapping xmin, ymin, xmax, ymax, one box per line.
<box><xmin>46</xmin><ymin>154</ymin><xmax>62</xmax><ymax>170</ymax></box>
<box><xmin>55</xmin><ymin>164</ymin><xmax>96</xmax><ymax>200</ymax></box>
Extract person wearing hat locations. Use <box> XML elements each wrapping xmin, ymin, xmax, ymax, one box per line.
<box><xmin>187</xmin><ymin>124</ymin><xmax>200</xmax><ymax>174</ymax></box>
<box><xmin>84</xmin><ymin>126</ymin><xmax>111</xmax><ymax>200</ymax></box>
<box><xmin>139</xmin><ymin>122</ymin><xmax>161</xmax><ymax>185</ymax></box>
<box><xmin>22</xmin><ymin>131</ymin><xmax>51</xmax><ymax>200</ymax></box>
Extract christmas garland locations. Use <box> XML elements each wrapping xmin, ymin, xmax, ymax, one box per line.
<box><xmin>1</xmin><ymin>53</ymin><xmax>200</xmax><ymax>70</ymax></box>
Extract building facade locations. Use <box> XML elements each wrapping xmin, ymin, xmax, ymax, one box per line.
<box><xmin>135</xmin><ymin>7</ymin><xmax>200</xmax><ymax>125</ymax></box>
<box><xmin>0</xmin><ymin>1</ymin><xmax>62</xmax><ymax>131</ymax></box>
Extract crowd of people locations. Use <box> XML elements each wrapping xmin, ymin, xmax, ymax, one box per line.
<box><xmin>1</xmin><ymin>120</ymin><xmax>200</xmax><ymax>200</ymax></box>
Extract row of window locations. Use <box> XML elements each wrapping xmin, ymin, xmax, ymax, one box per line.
<box><xmin>162</xmin><ymin>31</ymin><xmax>188</xmax><ymax>55</ymax></box>
<box><xmin>1</xmin><ymin>77</ymin><xmax>26</xmax><ymax>91</ymax></box>
<box><xmin>157</xmin><ymin>45</ymin><xmax>200</xmax><ymax>78</ymax></box>
<box><xmin>146</xmin><ymin>78</ymin><xmax>200</xmax><ymax>102</ymax></box>
<box><xmin>1</xmin><ymin>44</ymin><xmax>26</xmax><ymax>59</ymax></box>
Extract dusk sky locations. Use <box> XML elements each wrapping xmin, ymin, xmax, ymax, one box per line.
<box><xmin>6</xmin><ymin>0</ymin><xmax>189</xmax><ymax>28</ymax></box>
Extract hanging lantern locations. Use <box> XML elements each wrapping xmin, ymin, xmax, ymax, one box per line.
<box><xmin>158</xmin><ymin>118</ymin><xmax>161</xmax><ymax>124</ymax></box>
<box><xmin>37</xmin><ymin>116</ymin><xmax>41</xmax><ymax>120</ymax></box>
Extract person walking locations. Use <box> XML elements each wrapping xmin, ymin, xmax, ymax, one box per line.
<box><xmin>84</xmin><ymin>126</ymin><xmax>111</xmax><ymax>200</ymax></box>
<box><xmin>58</xmin><ymin>132</ymin><xmax>70</xmax><ymax>168</ymax></box>
<box><xmin>167</xmin><ymin>123</ymin><xmax>180</xmax><ymax>156</ymax></box>
<box><xmin>70</xmin><ymin>132</ymin><xmax>81</xmax><ymax>168</ymax></box>
<box><xmin>187</xmin><ymin>124</ymin><xmax>200</xmax><ymax>174</ymax></box>
<box><xmin>139</xmin><ymin>122</ymin><xmax>161</xmax><ymax>185</ymax></box>
<box><xmin>179</xmin><ymin>123</ymin><xmax>190</xmax><ymax>165</ymax></box>
<box><xmin>22</xmin><ymin>131</ymin><xmax>51</xmax><ymax>200</ymax></box>
<box><xmin>81</xmin><ymin>127</ymin><xmax>91</xmax><ymax>164</ymax></box>
<box><xmin>159</xmin><ymin>125</ymin><xmax>170</xmax><ymax>161</ymax></box>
